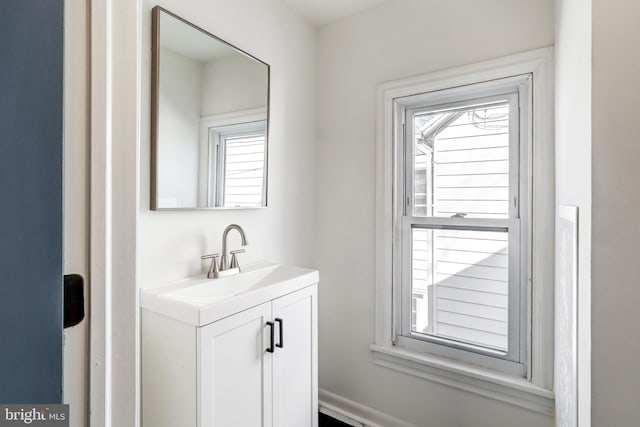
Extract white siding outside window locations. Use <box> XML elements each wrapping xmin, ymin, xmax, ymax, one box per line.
<box><xmin>220</xmin><ymin>133</ymin><xmax>265</xmax><ymax>207</ymax></box>
<box><xmin>411</xmin><ymin>227</ymin><xmax>510</xmax><ymax>352</ymax></box>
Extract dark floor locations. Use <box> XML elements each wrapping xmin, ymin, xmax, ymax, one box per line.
<box><xmin>319</xmin><ymin>412</ymin><xmax>353</xmax><ymax>427</ymax></box>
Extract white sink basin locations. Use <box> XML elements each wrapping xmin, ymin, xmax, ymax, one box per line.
<box><xmin>140</xmin><ymin>262</ymin><xmax>319</xmax><ymax>326</ymax></box>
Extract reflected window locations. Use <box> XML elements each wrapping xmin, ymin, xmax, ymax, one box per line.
<box><xmin>208</xmin><ymin>120</ymin><xmax>266</xmax><ymax>208</ymax></box>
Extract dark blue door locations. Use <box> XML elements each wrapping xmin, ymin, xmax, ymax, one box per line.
<box><xmin>0</xmin><ymin>0</ymin><xmax>64</xmax><ymax>403</ymax></box>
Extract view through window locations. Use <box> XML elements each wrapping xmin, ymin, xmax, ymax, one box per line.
<box><xmin>409</xmin><ymin>101</ymin><xmax>511</xmax><ymax>352</ymax></box>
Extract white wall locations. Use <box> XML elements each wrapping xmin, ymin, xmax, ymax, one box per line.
<box><xmin>555</xmin><ymin>0</ymin><xmax>591</xmax><ymax>425</ymax></box>
<box><xmin>139</xmin><ymin>0</ymin><xmax>317</xmax><ymax>288</ymax></box>
<box><xmin>315</xmin><ymin>1</ymin><xmax>555</xmax><ymax>425</ymax></box>
<box><xmin>591</xmin><ymin>0</ymin><xmax>640</xmax><ymax>425</ymax></box>
<box><xmin>201</xmin><ymin>53</ymin><xmax>267</xmax><ymax>116</ymax></box>
<box><xmin>157</xmin><ymin>47</ymin><xmax>202</xmax><ymax>207</ymax></box>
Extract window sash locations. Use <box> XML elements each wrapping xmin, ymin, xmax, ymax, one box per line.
<box><xmin>207</xmin><ymin>120</ymin><xmax>267</xmax><ymax>208</ymax></box>
<box><xmin>399</xmin><ymin>217</ymin><xmax>523</xmax><ymax>374</ymax></box>
<box><xmin>394</xmin><ymin>81</ymin><xmax>530</xmax><ymax>375</ymax></box>
<box><xmin>403</xmin><ymin>92</ymin><xmax>520</xmax><ymax>220</ymax></box>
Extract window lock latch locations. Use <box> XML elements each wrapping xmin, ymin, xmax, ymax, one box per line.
<box><xmin>451</xmin><ymin>212</ymin><xmax>467</xmax><ymax>218</ymax></box>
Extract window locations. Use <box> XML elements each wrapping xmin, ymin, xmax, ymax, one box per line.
<box><xmin>397</xmin><ymin>80</ymin><xmax>528</xmax><ymax>375</ymax></box>
<box><xmin>199</xmin><ymin>107</ymin><xmax>268</xmax><ymax>209</ymax></box>
<box><xmin>208</xmin><ymin>120</ymin><xmax>267</xmax><ymax>208</ymax></box>
<box><xmin>373</xmin><ymin>49</ymin><xmax>554</xmax><ymax>413</ymax></box>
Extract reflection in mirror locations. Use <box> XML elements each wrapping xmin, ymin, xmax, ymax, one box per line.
<box><xmin>151</xmin><ymin>7</ymin><xmax>269</xmax><ymax>210</ymax></box>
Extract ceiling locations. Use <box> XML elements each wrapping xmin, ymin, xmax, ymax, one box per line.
<box><xmin>160</xmin><ymin>11</ymin><xmax>237</xmax><ymax>62</ymax></box>
<box><xmin>283</xmin><ymin>0</ymin><xmax>390</xmax><ymax>26</ymax></box>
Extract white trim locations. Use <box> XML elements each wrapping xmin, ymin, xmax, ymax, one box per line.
<box><xmin>202</xmin><ymin>118</ymin><xmax>267</xmax><ymax>208</ymax></box>
<box><xmin>63</xmin><ymin>1</ymin><xmax>90</xmax><ymax>425</ymax></box>
<box><xmin>555</xmin><ymin>205</ymin><xmax>579</xmax><ymax>426</ymax></box>
<box><xmin>200</xmin><ymin>106</ymin><xmax>268</xmax><ymax>129</ymax></box>
<box><xmin>319</xmin><ymin>389</ymin><xmax>419</xmax><ymax>427</ymax></box>
<box><xmin>110</xmin><ymin>0</ymin><xmax>141</xmax><ymax>425</ymax></box>
<box><xmin>90</xmin><ymin>0</ymin><xmax>113</xmax><ymax>424</ymax></box>
<box><xmin>193</xmin><ymin>107</ymin><xmax>268</xmax><ymax>208</ymax></box>
<box><xmin>528</xmin><ymin>47</ymin><xmax>555</xmax><ymax>390</ymax></box>
<box><xmin>370</xmin><ymin>345</ymin><xmax>554</xmax><ymax>415</ymax></box>
<box><xmin>374</xmin><ymin>47</ymin><xmax>555</xmax><ymax>406</ymax></box>
<box><xmin>90</xmin><ymin>0</ymin><xmax>141</xmax><ymax>426</ymax></box>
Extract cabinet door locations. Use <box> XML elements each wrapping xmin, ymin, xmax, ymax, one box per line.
<box><xmin>272</xmin><ymin>285</ymin><xmax>318</xmax><ymax>427</ymax></box>
<box><xmin>198</xmin><ymin>302</ymin><xmax>273</xmax><ymax>427</ymax></box>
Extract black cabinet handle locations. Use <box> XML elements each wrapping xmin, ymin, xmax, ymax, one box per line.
<box><xmin>266</xmin><ymin>321</ymin><xmax>275</xmax><ymax>353</ymax></box>
<box><xmin>275</xmin><ymin>318</ymin><xmax>284</xmax><ymax>348</ymax></box>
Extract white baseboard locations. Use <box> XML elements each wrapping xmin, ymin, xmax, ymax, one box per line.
<box><xmin>319</xmin><ymin>388</ymin><xmax>418</xmax><ymax>427</ymax></box>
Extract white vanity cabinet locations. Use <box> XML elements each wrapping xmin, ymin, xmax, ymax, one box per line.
<box><xmin>199</xmin><ymin>286</ymin><xmax>318</xmax><ymax>427</ymax></box>
<box><xmin>198</xmin><ymin>301</ymin><xmax>272</xmax><ymax>427</ymax></box>
<box><xmin>141</xmin><ymin>264</ymin><xmax>318</xmax><ymax>427</ymax></box>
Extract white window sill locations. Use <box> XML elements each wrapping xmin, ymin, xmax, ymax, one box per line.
<box><xmin>370</xmin><ymin>344</ymin><xmax>554</xmax><ymax>416</ymax></box>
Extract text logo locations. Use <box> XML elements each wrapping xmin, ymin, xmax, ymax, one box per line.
<box><xmin>0</xmin><ymin>405</ymin><xmax>68</xmax><ymax>427</ymax></box>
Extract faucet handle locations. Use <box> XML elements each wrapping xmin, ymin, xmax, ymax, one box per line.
<box><xmin>229</xmin><ymin>249</ymin><xmax>245</xmax><ymax>270</ymax></box>
<box><xmin>201</xmin><ymin>253</ymin><xmax>220</xmax><ymax>279</ymax></box>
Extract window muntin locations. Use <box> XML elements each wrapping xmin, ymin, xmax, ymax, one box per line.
<box><xmin>396</xmin><ymin>81</ymin><xmax>529</xmax><ymax>375</ymax></box>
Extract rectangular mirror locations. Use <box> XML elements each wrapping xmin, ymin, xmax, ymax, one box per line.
<box><xmin>151</xmin><ymin>7</ymin><xmax>270</xmax><ymax>210</ymax></box>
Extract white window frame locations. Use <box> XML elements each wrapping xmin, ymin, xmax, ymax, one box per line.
<box><xmin>397</xmin><ymin>79</ymin><xmax>528</xmax><ymax>376</ymax></box>
<box><xmin>198</xmin><ymin>107</ymin><xmax>268</xmax><ymax>208</ymax></box>
<box><xmin>207</xmin><ymin>120</ymin><xmax>267</xmax><ymax>207</ymax></box>
<box><xmin>372</xmin><ymin>48</ymin><xmax>554</xmax><ymax>414</ymax></box>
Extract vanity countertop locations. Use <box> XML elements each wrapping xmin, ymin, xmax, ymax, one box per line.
<box><xmin>140</xmin><ymin>262</ymin><xmax>319</xmax><ymax>326</ymax></box>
